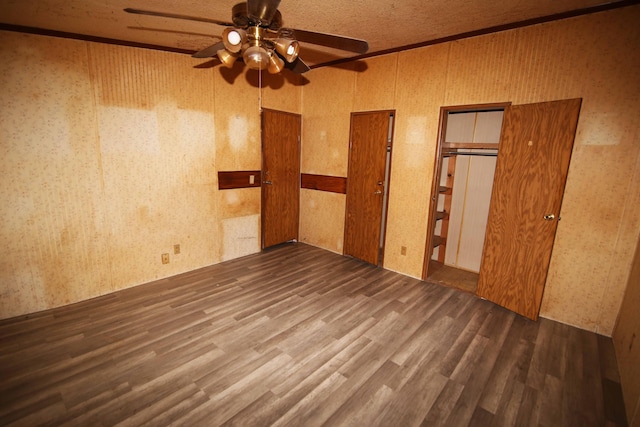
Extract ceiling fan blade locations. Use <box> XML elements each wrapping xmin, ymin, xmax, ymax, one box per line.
<box><xmin>285</xmin><ymin>57</ymin><xmax>310</xmax><ymax>74</ymax></box>
<box><xmin>246</xmin><ymin>0</ymin><xmax>281</xmax><ymax>25</ymax></box>
<box><xmin>194</xmin><ymin>59</ymin><xmax>221</xmax><ymax>69</ymax></box>
<box><xmin>124</xmin><ymin>8</ymin><xmax>234</xmax><ymax>27</ymax></box>
<box><xmin>293</xmin><ymin>29</ymin><xmax>369</xmax><ymax>54</ymax></box>
<box><xmin>192</xmin><ymin>41</ymin><xmax>225</xmax><ymax>58</ymax></box>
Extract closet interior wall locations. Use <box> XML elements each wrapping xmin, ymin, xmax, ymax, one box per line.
<box><xmin>430</xmin><ymin>109</ymin><xmax>504</xmax><ymax>285</ymax></box>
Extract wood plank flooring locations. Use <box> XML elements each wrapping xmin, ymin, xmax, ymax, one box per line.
<box><xmin>0</xmin><ymin>243</ymin><xmax>627</xmax><ymax>426</ymax></box>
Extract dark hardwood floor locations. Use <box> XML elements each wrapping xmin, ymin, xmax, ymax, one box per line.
<box><xmin>0</xmin><ymin>243</ymin><xmax>627</xmax><ymax>426</ymax></box>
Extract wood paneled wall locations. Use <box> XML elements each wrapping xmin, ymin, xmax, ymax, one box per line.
<box><xmin>0</xmin><ymin>31</ymin><xmax>301</xmax><ymax>319</ymax></box>
<box><xmin>299</xmin><ymin>5</ymin><xmax>640</xmax><ymax>336</ymax></box>
<box><xmin>299</xmin><ymin>65</ymin><xmax>357</xmax><ymax>253</ymax></box>
<box><xmin>1</xmin><ymin>4</ymin><xmax>638</xmax><ymax>340</ymax></box>
<box><xmin>613</xmin><ymin>215</ymin><xmax>640</xmax><ymax>425</ymax></box>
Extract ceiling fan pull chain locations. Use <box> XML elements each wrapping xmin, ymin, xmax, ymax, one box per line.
<box><xmin>258</xmin><ymin>68</ymin><xmax>263</xmax><ymax>112</ymax></box>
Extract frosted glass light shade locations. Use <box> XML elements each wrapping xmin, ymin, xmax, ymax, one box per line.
<box><xmin>222</xmin><ymin>28</ymin><xmax>246</xmax><ymax>53</ymax></box>
<box><xmin>243</xmin><ymin>45</ymin><xmax>269</xmax><ymax>70</ymax></box>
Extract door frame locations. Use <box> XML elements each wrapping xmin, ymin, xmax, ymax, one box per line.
<box><xmin>343</xmin><ymin>110</ymin><xmax>396</xmax><ymax>266</ymax></box>
<box><xmin>422</xmin><ymin>102</ymin><xmax>511</xmax><ymax>280</ymax></box>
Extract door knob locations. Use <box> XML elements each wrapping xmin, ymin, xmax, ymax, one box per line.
<box><xmin>543</xmin><ymin>214</ymin><xmax>555</xmax><ymax>220</ymax></box>
<box><xmin>374</xmin><ymin>190</ymin><xmax>382</xmax><ymax>195</ymax></box>
<box><xmin>264</xmin><ymin>180</ymin><xmax>273</xmax><ymax>185</ymax></box>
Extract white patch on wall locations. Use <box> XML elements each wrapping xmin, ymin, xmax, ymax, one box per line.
<box><xmin>405</xmin><ymin>116</ymin><xmax>428</xmax><ymax>168</ymax></box>
<box><xmin>307</xmin><ymin>198</ymin><xmax>317</xmax><ymax>209</ymax></box>
<box><xmin>406</xmin><ymin>116</ymin><xmax>427</xmax><ymax>145</ymax></box>
<box><xmin>578</xmin><ymin>112</ymin><xmax>621</xmax><ymax>146</ymax></box>
<box><xmin>176</xmin><ymin>109</ymin><xmax>216</xmax><ymax>186</ymax></box>
<box><xmin>98</xmin><ymin>106</ymin><xmax>159</xmax><ymax>154</ymax></box>
<box><xmin>221</xmin><ymin>214</ymin><xmax>260</xmax><ymax>261</ymax></box>
<box><xmin>228</xmin><ymin>115</ymin><xmax>249</xmax><ymax>152</ymax></box>
<box><xmin>223</xmin><ymin>190</ymin><xmax>240</xmax><ymax>206</ymax></box>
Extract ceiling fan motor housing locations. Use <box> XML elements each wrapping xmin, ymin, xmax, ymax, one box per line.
<box><xmin>232</xmin><ymin>2</ymin><xmax>282</xmax><ymax>30</ymax></box>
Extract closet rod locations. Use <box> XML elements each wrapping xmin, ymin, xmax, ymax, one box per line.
<box><xmin>443</xmin><ymin>151</ymin><xmax>498</xmax><ymax>157</ymax></box>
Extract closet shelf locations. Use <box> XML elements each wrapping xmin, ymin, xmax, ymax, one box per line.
<box><xmin>435</xmin><ymin>211</ymin><xmax>448</xmax><ymax>221</ymax></box>
<box><xmin>443</xmin><ymin>142</ymin><xmax>500</xmax><ymax>150</ymax></box>
<box><xmin>432</xmin><ymin>235</ymin><xmax>446</xmax><ymax>248</ymax></box>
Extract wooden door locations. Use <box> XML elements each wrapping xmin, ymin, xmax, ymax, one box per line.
<box><xmin>261</xmin><ymin>109</ymin><xmax>301</xmax><ymax>249</ymax></box>
<box><xmin>344</xmin><ymin>111</ymin><xmax>394</xmax><ymax>265</ymax></box>
<box><xmin>477</xmin><ymin>98</ymin><xmax>581</xmax><ymax>320</ymax></box>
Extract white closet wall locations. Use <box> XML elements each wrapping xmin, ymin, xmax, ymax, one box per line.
<box><xmin>439</xmin><ymin>110</ymin><xmax>503</xmax><ymax>272</ymax></box>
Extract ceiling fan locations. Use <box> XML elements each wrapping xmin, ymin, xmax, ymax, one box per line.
<box><xmin>124</xmin><ymin>0</ymin><xmax>369</xmax><ymax>74</ymax></box>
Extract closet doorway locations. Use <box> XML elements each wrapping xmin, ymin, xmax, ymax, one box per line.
<box><xmin>424</xmin><ymin>99</ymin><xmax>581</xmax><ymax>320</ymax></box>
<box><xmin>423</xmin><ymin>103</ymin><xmax>509</xmax><ymax>293</ymax></box>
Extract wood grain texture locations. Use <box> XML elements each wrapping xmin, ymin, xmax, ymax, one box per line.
<box><xmin>0</xmin><ymin>243</ymin><xmax>627</xmax><ymax>426</ymax></box>
<box><xmin>438</xmin><ymin>155</ymin><xmax>457</xmax><ymax>263</ymax></box>
<box><xmin>344</xmin><ymin>111</ymin><xmax>393</xmax><ymax>265</ymax></box>
<box><xmin>477</xmin><ymin>98</ymin><xmax>581</xmax><ymax>320</ymax></box>
<box><xmin>301</xmin><ymin>173</ymin><xmax>347</xmax><ymax>194</ymax></box>
<box><xmin>261</xmin><ymin>109</ymin><xmax>301</xmax><ymax>248</ymax></box>
<box><xmin>218</xmin><ymin>171</ymin><xmax>262</xmax><ymax>190</ymax></box>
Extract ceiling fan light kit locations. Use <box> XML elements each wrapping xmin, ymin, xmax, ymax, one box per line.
<box><xmin>243</xmin><ymin>44</ymin><xmax>271</xmax><ymax>70</ymax></box>
<box><xmin>216</xmin><ymin>48</ymin><xmax>239</xmax><ymax>68</ymax></box>
<box><xmin>273</xmin><ymin>37</ymin><xmax>299</xmax><ymax>63</ymax></box>
<box><xmin>222</xmin><ymin>27</ymin><xmax>246</xmax><ymax>53</ymax></box>
<box><xmin>267</xmin><ymin>50</ymin><xmax>285</xmax><ymax>73</ymax></box>
<box><xmin>220</xmin><ymin>23</ymin><xmax>298</xmax><ymax>73</ymax></box>
<box><xmin>124</xmin><ymin>0</ymin><xmax>369</xmax><ymax>75</ymax></box>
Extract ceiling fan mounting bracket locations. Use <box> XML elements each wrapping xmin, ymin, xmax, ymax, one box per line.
<box><xmin>232</xmin><ymin>2</ymin><xmax>282</xmax><ymax>30</ymax></box>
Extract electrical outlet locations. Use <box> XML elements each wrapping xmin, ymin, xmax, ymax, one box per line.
<box><xmin>161</xmin><ymin>253</ymin><xmax>169</xmax><ymax>264</ymax></box>
<box><xmin>401</xmin><ymin>246</ymin><xmax>407</xmax><ymax>256</ymax></box>
<box><xmin>249</xmin><ymin>175</ymin><xmax>255</xmax><ymax>185</ymax></box>
<box><xmin>174</xmin><ymin>244</ymin><xmax>180</xmax><ymax>255</ymax></box>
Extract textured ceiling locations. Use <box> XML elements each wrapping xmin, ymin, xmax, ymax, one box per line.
<box><xmin>0</xmin><ymin>0</ymin><xmax>631</xmax><ymax>69</ymax></box>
